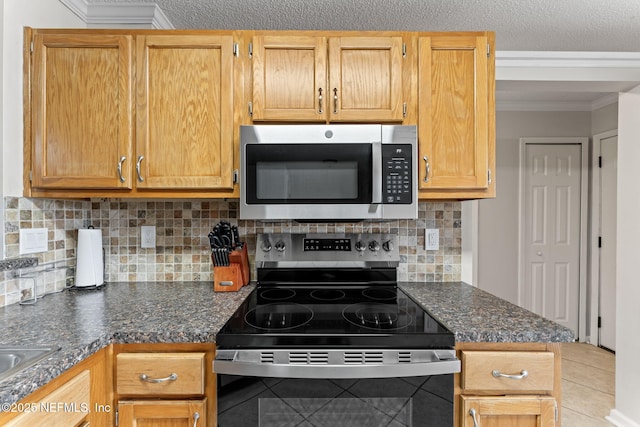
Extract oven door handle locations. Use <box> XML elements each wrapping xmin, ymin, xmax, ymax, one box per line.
<box><xmin>214</xmin><ymin>349</ymin><xmax>460</xmax><ymax>379</ymax></box>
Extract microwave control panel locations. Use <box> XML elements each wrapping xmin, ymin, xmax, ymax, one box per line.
<box><xmin>382</xmin><ymin>144</ymin><xmax>412</xmax><ymax>204</ymax></box>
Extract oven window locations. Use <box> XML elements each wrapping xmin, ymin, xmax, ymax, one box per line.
<box><xmin>245</xmin><ymin>144</ymin><xmax>372</xmax><ymax>204</ymax></box>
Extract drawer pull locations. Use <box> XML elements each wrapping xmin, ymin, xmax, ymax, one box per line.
<box><xmin>492</xmin><ymin>369</ymin><xmax>528</xmax><ymax>380</ymax></box>
<box><xmin>193</xmin><ymin>411</ymin><xmax>200</xmax><ymax>427</ymax></box>
<box><xmin>469</xmin><ymin>408</ymin><xmax>479</xmax><ymax>427</ymax></box>
<box><xmin>139</xmin><ymin>372</ymin><xmax>178</xmax><ymax>383</ymax></box>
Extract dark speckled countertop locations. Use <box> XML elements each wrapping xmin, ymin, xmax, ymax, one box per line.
<box><xmin>0</xmin><ymin>281</ymin><xmax>573</xmax><ymax>407</ymax></box>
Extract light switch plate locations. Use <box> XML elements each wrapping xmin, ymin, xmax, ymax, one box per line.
<box><xmin>141</xmin><ymin>226</ymin><xmax>156</xmax><ymax>248</ymax></box>
<box><xmin>19</xmin><ymin>228</ymin><xmax>48</xmax><ymax>254</ymax></box>
<box><xmin>425</xmin><ymin>229</ymin><xmax>439</xmax><ymax>251</ymax></box>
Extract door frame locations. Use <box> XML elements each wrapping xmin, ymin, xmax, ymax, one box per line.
<box><xmin>517</xmin><ymin>137</ymin><xmax>589</xmax><ymax>341</ymax></box>
<box><xmin>589</xmin><ymin>129</ymin><xmax>618</xmax><ymax>347</ymax></box>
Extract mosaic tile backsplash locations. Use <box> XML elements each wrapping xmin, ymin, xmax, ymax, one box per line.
<box><xmin>0</xmin><ymin>197</ymin><xmax>462</xmax><ymax>307</ymax></box>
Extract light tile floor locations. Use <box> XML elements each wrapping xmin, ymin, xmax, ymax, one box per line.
<box><xmin>561</xmin><ymin>342</ymin><xmax>615</xmax><ymax>426</ymax></box>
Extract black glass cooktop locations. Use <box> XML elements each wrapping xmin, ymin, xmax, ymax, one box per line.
<box><xmin>216</xmin><ymin>286</ymin><xmax>454</xmax><ymax>349</ymax></box>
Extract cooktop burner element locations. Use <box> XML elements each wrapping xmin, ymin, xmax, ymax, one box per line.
<box><xmin>244</xmin><ymin>302</ymin><xmax>314</xmax><ymax>330</ymax></box>
<box><xmin>342</xmin><ymin>302</ymin><xmax>413</xmax><ymax>330</ymax></box>
<box><xmin>260</xmin><ymin>288</ymin><xmax>296</xmax><ymax>301</ymax></box>
<box><xmin>310</xmin><ymin>289</ymin><xmax>346</xmax><ymax>301</ymax></box>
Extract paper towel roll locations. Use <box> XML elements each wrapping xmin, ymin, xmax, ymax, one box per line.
<box><xmin>76</xmin><ymin>228</ymin><xmax>104</xmax><ymax>287</ymax></box>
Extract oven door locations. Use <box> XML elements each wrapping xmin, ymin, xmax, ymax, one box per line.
<box><xmin>217</xmin><ymin>374</ymin><xmax>454</xmax><ymax>427</ymax></box>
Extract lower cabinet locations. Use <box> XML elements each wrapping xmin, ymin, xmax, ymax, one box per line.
<box><xmin>455</xmin><ymin>343</ymin><xmax>561</xmax><ymax>427</ymax></box>
<box><xmin>3</xmin><ymin>370</ymin><xmax>91</xmax><ymax>427</ymax></box>
<box><xmin>0</xmin><ymin>347</ymin><xmax>112</xmax><ymax>427</ymax></box>
<box><xmin>113</xmin><ymin>343</ymin><xmax>216</xmax><ymax>427</ymax></box>
<box><xmin>461</xmin><ymin>396</ymin><xmax>557</xmax><ymax>427</ymax></box>
<box><xmin>118</xmin><ymin>399</ymin><xmax>206</xmax><ymax>427</ymax></box>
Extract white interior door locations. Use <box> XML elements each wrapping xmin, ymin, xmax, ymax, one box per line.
<box><xmin>599</xmin><ymin>135</ymin><xmax>617</xmax><ymax>351</ymax></box>
<box><xmin>522</xmin><ymin>143</ymin><xmax>582</xmax><ymax>334</ymax></box>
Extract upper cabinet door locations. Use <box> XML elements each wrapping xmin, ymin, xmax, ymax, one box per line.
<box><xmin>418</xmin><ymin>35</ymin><xmax>489</xmax><ymax>190</ymax></box>
<box><xmin>136</xmin><ymin>35</ymin><xmax>235</xmax><ymax>190</ymax></box>
<box><xmin>328</xmin><ymin>36</ymin><xmax>404</xmax><ymax>122</ymax></box>
<box><xmin>31</xmin><ymin>33</ymin><xmax>133</xmax><ymax>189</ymax></box>
<box><xmin>252</xmin><ymin>35</ymin><xmax>327</xmax><ymax>122</ymax></box>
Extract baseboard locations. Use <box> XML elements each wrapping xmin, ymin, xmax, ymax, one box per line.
<box><xmin>606</xmin><ymin>409</ymin><xmax>640</xmax><ymax>427</ymax></box>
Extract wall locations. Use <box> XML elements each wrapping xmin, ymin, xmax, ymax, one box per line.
<box><xmin>476</xmin><ymin>110</ymin><xmax>592</xmax><ymax>304</ymax></box>
<box><xmin>0</xmin><ymin>199</ymin><xmax>463</xmax><ymax>307</ymax></box>
<box><xmin>609</xmin><ymin>86</ymin><xmax>640</xmax><ymax>426</ymax></box>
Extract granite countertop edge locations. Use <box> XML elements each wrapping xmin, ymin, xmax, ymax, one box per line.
<box><xmin>0</xmin><ymin>280</ymin><xmax>574</xmax><ymax>407</ymax></box>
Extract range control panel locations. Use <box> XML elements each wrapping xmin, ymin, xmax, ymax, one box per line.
<box><xmin>382</xmin><ymin>144</ymin><xmax>412</xmax><ymax>204</ymax></box>
<box><xmin>255</xmin><ymin>233</ymin><xmax>399</xmax><ymax>265</ymax></box>
<box><xmin>304</xmin><ymin>238</ymin><xmax>352</xmax><ymax>251</ymax></box>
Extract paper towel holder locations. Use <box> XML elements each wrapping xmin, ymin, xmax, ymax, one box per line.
<box><xmin>73</xmin><ymin>226</ymin><xmax>106</xmax><ymax>291</ymax></box>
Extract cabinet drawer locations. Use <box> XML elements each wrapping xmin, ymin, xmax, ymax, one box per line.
<box><xmin>116</xmin><ymin>352</ymin><xmax>205</xmax><ymax>396</ymax></box>
<box><xmin>461</xmin><ymin>351</ymin><xmax>554</xmax><ymax>392</ymax></box>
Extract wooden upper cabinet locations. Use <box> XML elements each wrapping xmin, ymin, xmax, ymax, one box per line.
<box><xmin>329</xmin><ymin>36</ymin><xmax>404</xmax><ymax>122</ymax></box>
<box><xmin>30</xmin><ymin>33</ymin><xmax>133</xmax><ymax>189</ymax></box>
<box><xmin>418</xmin><ymin>35</ymin><xmax>491</xmax><ymax>192</ymax></box>
<box><xmin>136</xmin><ymin>35</ymin><xmax>235</xmax><ymax>190</ymax></box>
<box><xmin>251</xmin><ymin>35</ymin><xmax>405</xmax><ymax>122</ymax></box>
<box><xmin>252</xmin><ymin>35</ymin><xmax>327</xmax><ymax>121</ymax></box>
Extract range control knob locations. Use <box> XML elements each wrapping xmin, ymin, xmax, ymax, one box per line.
<box><xmin>355</xmin><ymin>241</ymin><xmax>366</xmax><ymax>252</ymax></box>
<box><xmin>368</xmin><ymin>240</ymin><xmax>380</xmax><ymax>252</ymax></box>
<box><xmin>275</xmin><ymin>240</ymin><xmax>286</xmax><ymax>252</ymax></box>
<box><xmin>382</xmin><ymin>240</ymin><xmax>394</xmax><ymax>252</ymax></box>
<box><xmin>260</xmin><ymin>239</ymin><xmax>272</xmax><ymax>252</ymax></box>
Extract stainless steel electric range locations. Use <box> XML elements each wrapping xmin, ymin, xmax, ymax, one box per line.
<box><xmin>214</xmin><ymin>233</ymin><xmax>459</xmax><ymax>427</ymax></box>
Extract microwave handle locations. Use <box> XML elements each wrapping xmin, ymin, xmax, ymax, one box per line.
<box><xmin>372</xmin><ymin>142</ymin><xmax>382</xmax><ymax>204</ymax></box>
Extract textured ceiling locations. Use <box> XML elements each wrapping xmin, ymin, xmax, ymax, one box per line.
<box><xmin>88</xmin><ymin>0</ymin><xmax>640</xmax><ymax>51</ymax></box>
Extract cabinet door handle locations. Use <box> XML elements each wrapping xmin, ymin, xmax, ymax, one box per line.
<box><xmin>492</xmin><ymin>369</ymin><xmax>528</xmax><ymax>380</ymax></box>
<box><xmin>318</xmin><ymin>88</ymin><xmax>323</xmax><ymax>113</ymax></box>
<box><xmin>423</xmin><ymin>156</ymin><xmax>430</xmax><ymax>183</ymax></box>
<box><xmin>136</xmin><ymin>155</ymin><xmax>145</xmax><ymax>182</ymax></box>
<box><xmin>139</xmin><ymin>372</ymin><xmax>178</xmax><ymax>383</ymax></box>
<box><xmin>193</xmin><ymin>411</ymin><xmax>200</xmax><ymax>427</ymax></box>
<box><xmin>333</xmin><ymin>88</ymin><xmax>338</xmax><ymax>113</ymax></box>
<box><xmin>117</xmin><ymin>156</ymin><xmax>127</xmax><ymax>183</ymax></box>
<box><xmin>469</xmin><ymin>408</ymin><xmax>479</xmax><ymax>427</ymax></box>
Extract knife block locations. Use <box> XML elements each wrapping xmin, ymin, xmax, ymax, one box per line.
<box><xmin>213</xmin><ymin>264</ymin><xmax>243</xmax><ymax>292</ymax></box>
<box><xmin>213</xmin><ymin>244</ymin><xmax>250</xmax><ymax>292</ymax></box>
<box><xmin>228</xmin><ymin>243</ymin><xmax>250</xmax><ymax>286</ymax></box>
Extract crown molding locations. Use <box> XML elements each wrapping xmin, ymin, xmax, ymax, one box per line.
<box><xmin>496</xmin><ymin>93</ymin><xmax>619</xmax><ymax>112</ymax></box>
<box><xmin>59</xmin><ymin>0</ymin><xmax>174</xmax><ymax>29</ymax></box>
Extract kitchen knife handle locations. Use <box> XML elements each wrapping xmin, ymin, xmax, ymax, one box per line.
<box><xmin>136</xmin><ymin>155</ymin><xmax>145</xmax><ymax>182</ymax></box>
<box><xmin>318</xmin><ymin>88</ymin><xmax>323</xmax><ymax>113</ymax></box>
<box><xmin>117</xmin><ymin>156</ymin><xmax>126</xmax><ymax>183</ymax></box>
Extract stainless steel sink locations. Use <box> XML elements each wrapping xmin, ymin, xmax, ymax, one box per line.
<box><xmin>0</xmin><ymin>346</ymin><xmax>60</xmax><ymax>382</ymax></box>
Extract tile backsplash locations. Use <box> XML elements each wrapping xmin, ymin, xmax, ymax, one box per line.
<box><xmin>1</xmin><ymin>197</ymin><xmax>462</xmax><ymax>307</ymax></box>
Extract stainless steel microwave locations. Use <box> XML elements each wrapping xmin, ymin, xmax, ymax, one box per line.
<box><xmin>240</xmin><ymin>124</ymin><xmax>417</xmax><ymax>221</ymax></box>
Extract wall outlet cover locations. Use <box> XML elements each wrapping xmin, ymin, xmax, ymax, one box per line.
<box><xmin>141</xmin><ymin>226</ymin><xmax>156</xmax><ymax>249</ymax></box>
<box><xmin>425</xmin><ymin>229</ymin><xmax>439</xmax><ymax>251</ymax></box>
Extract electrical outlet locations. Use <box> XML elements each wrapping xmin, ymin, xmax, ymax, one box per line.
<box><xmin>141</xmin><ymin>226</ymin><xmax>156</xmax><ymax>248</ymax></box>
<box><xmin>425</xmin><ymin>229</ymin><xmax>439</xmax><ymax>251</ymax></box>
